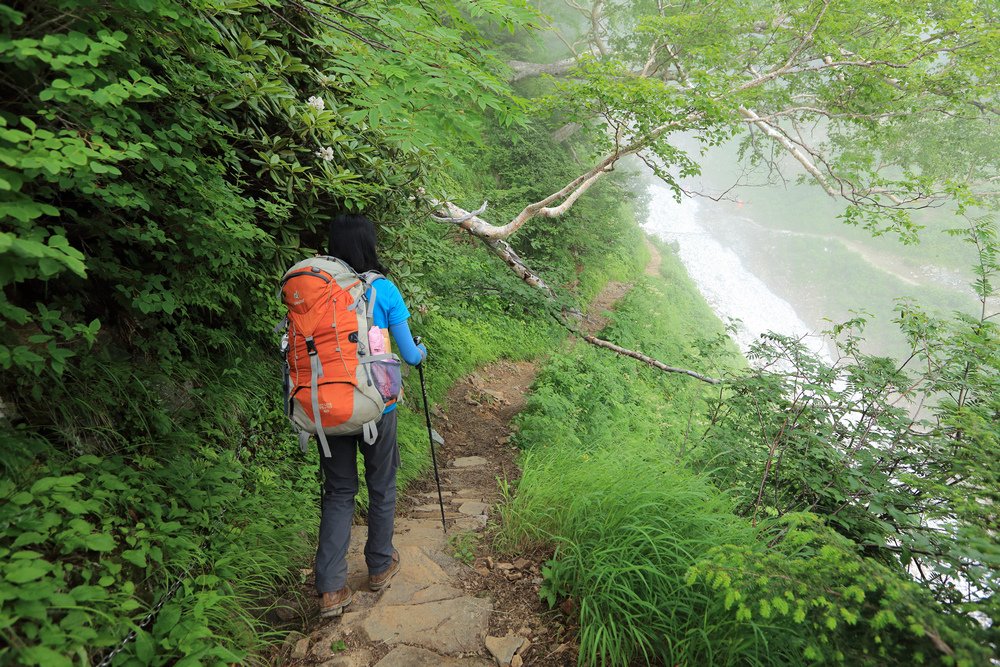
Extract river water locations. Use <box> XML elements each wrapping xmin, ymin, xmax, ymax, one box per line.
<box><xmin>642</xmin><ymin>179</ymin><xmax>834</xmax><ymax>364</ymax></box>
<box><xmin>640</xmin><ymin>173</ymin><xmax>981</xmax><ymax>365</ymax></box>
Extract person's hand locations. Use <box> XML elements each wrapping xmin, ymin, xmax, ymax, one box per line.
<box><xmin>417</xmin><ymin>343</ymin><xmax>427</xmax><ymax>361</ymax></box>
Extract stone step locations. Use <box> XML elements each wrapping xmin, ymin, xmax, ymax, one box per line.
<box><xmin>361</xmin><ymin>595</ymin><xmax>493</xmax><ymax>654</ymax></box>
<box><xmin>374</xmin><ymin>645</ymin><xmax>492</xmax><ymax>667</ymax></box>
<box><xmin>457</xmin><ymin>501</ymin><xmax>488</xmax><ymax>516</ymax></box>
<box><xmin>393</xmin><ymin>518</ymin><xmax>449</xmax><ymax>549</ymax></box>
<box><xmin>448</xmin><ymin>456</ymin><xmax>489</xmax><ymax>468</ymax></box>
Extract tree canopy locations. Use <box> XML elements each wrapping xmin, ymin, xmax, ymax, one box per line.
<box><xmin>439</xmin><ymin>0</ymin><xmax>999</xmax><ymax>252</ymax></box>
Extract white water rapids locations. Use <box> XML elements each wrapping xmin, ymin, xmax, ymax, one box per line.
<box><xmin>642</xmin><ymin>180</ymin><xmax>833</xmax><ymax>364</ymax></box>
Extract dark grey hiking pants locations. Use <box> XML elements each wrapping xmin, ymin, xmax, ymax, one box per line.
<box><xmin>315</xmin><ymin>409</ymin><xmax>399</xmax><ymax>594</ymax></box>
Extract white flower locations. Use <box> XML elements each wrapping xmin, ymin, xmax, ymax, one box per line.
<box><xmin>315</xmin><ymin>146</ymin><xmax>335</xmax><ymax>161</ymax></box>
<box><xmin>307</xmin><ymin>95</ymin><xmax>325</xmax><ymax>111</ymax></box>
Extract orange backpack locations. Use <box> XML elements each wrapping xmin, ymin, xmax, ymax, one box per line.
<box><xmin>278</xmin><ymin>257</ymin><xmax>401</xmax><ymax>456</ymax></box>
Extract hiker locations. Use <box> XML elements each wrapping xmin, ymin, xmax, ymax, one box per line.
<box><xmin>314</xmin><ymin>213</ymin><xmax>428</xmax><ymax>618</ymax></box>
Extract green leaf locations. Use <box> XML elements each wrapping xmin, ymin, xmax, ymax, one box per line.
<box><xmin>84</xmin><ymin>533</ymin><xmax>116</xmax><ymax>552</ymax></box>
<box><xmin>70</xmin><ymin>585</ymin><xmax>108</xmax><ymax>602</ymax></box>
<box><xmin>10</xmin><ymin>491</ymin><xmax>33</xmax><ymax>505</ymax></box>
<box><xmin>11</xmin><ymin>532</ymin><xmax>47</xmax><ymax>548</ymax></box>
<box><xmin>19</xmin><ymin>646</ymin><xmax>72</xmax><ymax>667</ymax></box>
<box><xmin>30</xmin><ymin>474</ymin><xmax>82</xmax><ymax>494</ymax></box>
<box><xmin>153</xmin><ymin>603</ymin><xmax>181</xmax><ymax>635</ymax></box>
<box><xmin>5</xmin><ymin>560</ymin><xmax>50</xmax><ymax>583</ymax></box>
<box><xmin>134</xmin><ymin>628</ymin><xmax>154</xmax><ymax>663</ymax></box>
<box><xmin>122</xmin><ymin>549</ymin><xmax>147</xmax><ymax>568</ymax></box>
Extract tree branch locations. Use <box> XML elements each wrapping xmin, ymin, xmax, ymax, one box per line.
<box><xmin>508</xmin><ymin>57</ymin><xmax>580</xmax><ymax>82</ymax></box>
<box><xmin>484</xmin><ymin>237</ymin><xmax>557</xmax><ymax>298</ymax></box>
<box><xmin>428</xmin><ymin>205</ymin><xmax>722</xmax><ymax>385</ymax></box>
<box><xmin>738</xmin><ymin>106</ymin><xmax>838</xmax><ymax>198</ymax></box>
<box><xmin>551</xmin><ymin>121</ymin><xmax>582</xmax><ymax>143</ymax></box>
<box><xmin>564</xmin><ymin>0</ymin><xmax>610</xmax><ymax>57</ymax></box>
<box><xmin>435</xmin><ymin>112</ymin><xmax>701</xmax><ymax>241</ymax></box>
<box><xmin>583</xmin><ymin>335</ymin><xmax>721</xmax><ymax>384</ymax></box>
<box><xmin>782</xmin><ymin>0</ymin><xmax>831</xmax><ymax>70</ymax></box>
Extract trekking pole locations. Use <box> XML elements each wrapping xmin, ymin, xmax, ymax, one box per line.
<box><xmin>414</xmin><ymin>337</ymin><xmax>447</xmax><ymax>533</ymax></box>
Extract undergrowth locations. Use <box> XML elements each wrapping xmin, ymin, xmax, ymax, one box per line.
<box><xmin>498</xmin><ymin>245</ymin><xmax>990</xmax><ymax>666</ymax></box>
<box><xmin>1</xmin><ymin>352</ymin><xmax>317</xmax><ymax>666</ymax></box>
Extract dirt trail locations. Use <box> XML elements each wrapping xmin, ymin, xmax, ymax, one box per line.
<box><xmin>281</xmin><ymin>241</ymin><xmax>660</xmax><ymax>667</ymax></box>
<box><xmin>578</xmin><ymin>239</ymin><xmax>660</xmax><ymax>337</ymax></box>
<box><xmin>644</xmin><ymin>238</ymin><xmax>663</xmax><ymax>278</ymax></box>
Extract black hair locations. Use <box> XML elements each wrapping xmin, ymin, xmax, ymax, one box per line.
<box><xmin>328</xmin><ymin>213</ymin><xmax>388</xmax><ymax>274</ymax></box>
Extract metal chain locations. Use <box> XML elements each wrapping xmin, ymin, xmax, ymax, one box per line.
<box><xmin>93</xmin><ymin>439</ymin><xmax>248</xmax><ymax>666</ymax></box>
<box><xmin>94</xmin><ymin>567</ymin><xmax>193</xmax><ymax>667</ymax></box>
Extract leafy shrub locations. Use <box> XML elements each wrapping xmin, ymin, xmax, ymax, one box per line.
<box><xmin>0</xmin><ymin>426</ymin><xmax>317</xmax><ymax>666</ymax></box>
<box><xmin>693</xmin><ymin>236</ymin><xmax>1000</xmax><ymax>632</ymax></box>
<box><xmin>688</xmin><ymin>513</ymin><xmax>992</xmax><ymax>666</ymax></box>
<box><xmin>499</xmin><ymin>250</ymin><xmax>991</xmax><ymax>665</ymax></box>
<box><xmin>0</xmin><ymin>0</ymin><xmax>526</xmax><ymax>445</ymax></box>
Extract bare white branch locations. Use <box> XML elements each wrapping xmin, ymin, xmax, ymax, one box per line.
<box><xmin>739</xmin><ymin>106</ymin><xmax>838</xmax><ymax>198</ymax></box>
<box><xmin>583</xmin><ymin>335</ymin><xmax>721</xmax><ymax>384</ymax></box>
<box><xmin>508</xmin><ymin>57</ymin><xmax>580</xmax><ymax>82</ymax></box>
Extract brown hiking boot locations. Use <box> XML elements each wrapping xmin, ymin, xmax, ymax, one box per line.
<box><xmin>319</xmin><ymin>586</ymin><xmax>352</xmax><ymax>618</ymax></box>
<box><xmin>369</xmin><ymin>549</ymin><xmax>400</xmax><ymax>591</ymax></box>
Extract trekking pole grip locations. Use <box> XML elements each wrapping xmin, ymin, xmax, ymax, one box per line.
<box><xmin>413</xmin><ymin>336</ymin><xmax>424</xmax><ymax>367</ymax></box>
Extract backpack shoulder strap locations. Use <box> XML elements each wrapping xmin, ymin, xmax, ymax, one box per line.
<box><xmin>360</xmin><ymin>271</ymin><xmax>385</xmax><ymax>314</ymax></box>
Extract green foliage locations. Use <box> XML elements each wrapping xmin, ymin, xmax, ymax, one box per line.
<box><xmin>687</xmin><ymin>512</ymin><xmax>991</xmax><ymax>666</ymax></box>
<box><xmin>499</xmin><ymin>246</ymin><xmax>991</xmax><ymax>665</ymax></box>
<box><xmin>447</xmin><ymin>531</ymin><xmax>480</xmax><ymax>567</ymax></box>
<box><xmin>693</xmin><ymin>218</ymin><xmax>999</xmax><ymax>635</ymax></box>
<box><xmin>0</xmin><ymin>425</ymin><xmax>317</xmax><ymax>666</ymax></box>
<box><xmin>0</xmin><ymin>0</ymin><xmax>527</xmax><ymax>439</ymax></box>
<box><xmin>506</xmin><ymin>442</ymin><xmax>776</xmax><ymax>667</ymax></box>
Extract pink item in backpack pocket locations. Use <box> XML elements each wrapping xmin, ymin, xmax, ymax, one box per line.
<box><xmin>368</xmin><ymin>326</ymin><xmax>401</xmax><ymax>402</ymax></box>
<box><xmin>368</xmin><ymin>325</ymin><xmax>387</xmax><ymax>354</ymax></box>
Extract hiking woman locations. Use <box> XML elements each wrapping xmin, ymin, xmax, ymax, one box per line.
<box><xmin>317</xmin><ymin>213</ymin><xmax>427</xmax><ymax>618</ymax></box>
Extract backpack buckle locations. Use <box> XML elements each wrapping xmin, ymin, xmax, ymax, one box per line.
<box><xmin>305</xmin><ymin>337</ymin><xmax>318</xmax><ymax>356</ymax></box>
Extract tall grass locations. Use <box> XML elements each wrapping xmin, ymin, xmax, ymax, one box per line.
<box><xmin>495</xmin><ymin>246</ymin><xmax>797</xmax><ymax>665</ymax></box>
<box><xmin>497</xmin><ymin>244</ymin><xmax>991</xmax><ymax>666</ymax></box>
<box><xmin>499</xmin><ymin>421</ymin><xmax>808</xmax><ymax>666</ymax></box>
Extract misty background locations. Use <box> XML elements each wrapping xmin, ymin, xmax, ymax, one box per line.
<box><xmin>641</xmin><ymin>136</ymin><xmax>987</xmax><ymax>364</ymax></box>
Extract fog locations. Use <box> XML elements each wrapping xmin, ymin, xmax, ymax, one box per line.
<box><xmin>641</xmin><ymin>138</ymin><xmax>987</xmax><ymax>363</ymax></box>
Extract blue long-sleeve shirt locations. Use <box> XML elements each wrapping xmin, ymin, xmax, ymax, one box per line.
<box><xmin>389</xmin><ymin>320</ymin><xmax>425</xmax><ymax>366</ymax></box>
<box><xmin>367</xmin><ymin>277</ymin><xmax>426</xmax><ymax>412</ymax></box>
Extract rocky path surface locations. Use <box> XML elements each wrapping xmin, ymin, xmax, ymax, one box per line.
<box><xmin>281</xmin><ymin>242</ymin><xmax>661</xmax><ymax>667</ymax></box>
